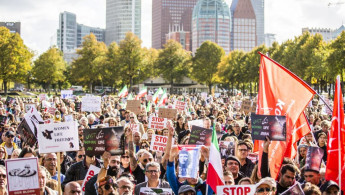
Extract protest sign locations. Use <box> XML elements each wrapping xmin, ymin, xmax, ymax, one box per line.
<box><xmin>247</xmin><ymin>152</ymin><xmax>259</xmax><ymax>164</ymax></box>
<box><xmin>24</xmin><ymin>103</ymin><xmax>36</xmax><ymax>113</ymax></box>
<box><xmin>219</xmin><ymin>141</ymin><xmax>236</xmax><ymax>159</ymax></box>
<box><xmin>126</xmin><ymin>100</ymin><xmax>141</xmax><ymax>115</ymax></box>
<box><xmin>217</xmin><ymin>185</ymin><xmax>256</xmax><ymax>195</ymax></box>
<box><xmin>22</xmin><ymin>106</ymin><xmax>44</xmax><ymax>139</ymax></box>
<box><xmin>81</xmin><ymin>96</ymin><xmax>101</xmax><ymax>112</ymax></box>
<box><xmin>251</xmin><ymin>114</ymin><xmax>286</xmax><ymax>141</ymax></box>
<box><xmin>158</xmin><ymin>108</ymin><xmax>177</xmax><ymax>119</ymax></box>
<box><xmin>38</xmin><ymin>94</ymin><xmax>47</xmax><ymax>101</ymax></box>
<box><xmin>125</xmin><ymin>123</ymin><xmax>140</xmax><ymax>132</ymax></box>
<box><xmin>5</xmin><ymin>96</ymin><xmax>16</xmax><ymax>105</ymax></box>
<box><xmin>250</xmin><ymin>101</ymin><xmax>257</xmax><ymax>113</ymax></box>
<box><xmin>17</xmin><ymin>118</ymin><xmax>37</xmax><ymax>147</ymax></box>
<box><xmin>37</xmin><ymin>121</ymin><xmax>79</xmax><ymax>153</ymax></box>
<box><xmin>188</xmin><ymin>119</ymin><xmax>204</xmax><ymax>129</ymax></box>
<box><xmin>75</xmin><ymin>102</ymin><xmax>82</xmax><ymax>112</ymax></box>
<box><xmin>41</xmin><ymin>100</ymin><xmax>51</xmax><ymax>109</ymax></box>
<box><xmin>0</xmin><ymin>115</ymin><xmax>7</xmax><ymax>126</ymax></box>
<box><xmin>201</xmin><ymin>92</ymin><xmax>208</xmax><ymax>100</ymax></box>
<box><xmin>64</xmin><ymin>115</ymin><xmax>73</xmax><ymax>122</ymax></box>
<box><xmin>178</xmin><ymin>146</ymin><xmax>200</xmax><ymax>178</ymax></box>
<box><xmin>214</xmin><ymin>93</ymin><xmax>221</xmax><ymax>98</ymax></box>
<box><xmin>61</xmin><ymin>90</ymin><xmax>73</xmax><ymax>99</ymax></box>
<box><xmin>83</xmin><ymin>127</ymin><xmax>125</xmax><ymax>156</ymax></box>
<box><xmin>305</xmin><ymin>146</ymin><xmax>324</xmax><ymax>172</ymax></box>
<box><xmin>174</xmin><ymin>100</ymin><xmax>186</xmax><ymax>111</ymax></box>
<box><xmin>81</xmin><ymin>165</ymin><xmax>101</xmax><ymax>194</ymax></box>
<box><xmin>240</xmin><ymin>99</ymin><xmax>253</xmax><ymax>113</ymax></box>
<box><xmin>150</xmin><ymin>135</ymin><xmax>174</xmax><ymax>152</ymax></box>
<box><xmin>148</xmin><ymin>116</ymin><xmax>167</xmax><ymax>130</ymax></box>
<box><xmin>139</xmin><ymin>188</ymin><xmax>173</xmax><ymax>195</ymax></box>
<box><xmin>6</xmin><ymin>157</ymin><xmax>40</xmax><ymax>195</ymax></box>
<box><xmin>281</xmin><ymin>183</ymin><xmax>304</xmax><ymax>195</ymax></box>
<box><xmin>47</xmin><ymin>107</ymin><xmax>56</xmax><ymax>115</ymax></box>
<box><xmin>189</xmin><ymin>126</ymin><xmax>212</xmax><ymax>146</ymax></box>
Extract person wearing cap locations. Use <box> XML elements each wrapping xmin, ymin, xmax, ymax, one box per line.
<box><xmin>255</xmin><ymin>177</ymin><xmax>276</xmax><ymax>195</ymax></box>
<box><xmin>97</xmin><ymin>176</ymin><xmax>117</xmax><ymax>195</ymax></box>
<box><xmin>0</xmin><ymin>130</ymin><xmax>18</xmax><ymax>158</ymax></box>
<box><xmin>134</xmin><ymin>162</ymin><xmax>170</xmax><ymax>195</ymax></box>
<box><xmin>320</xmin><ymin>180</ymin><xmax>340</xmax><ymax>195</ymax></box>
<box><xmin>178</xmin><ymin>185</ymin><xmax>196</xmax><ymax>195</ymax></box>
<box><xmin>225</xmin><ymin>156</ymin><xmax>244</xmax><ymax>184</ymax></box>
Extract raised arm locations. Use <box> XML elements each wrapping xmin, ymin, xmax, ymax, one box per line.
<box><xmin>127</xmin><ymin>128</ymin><xmax>138</xmax><ymax>171</ymax></box>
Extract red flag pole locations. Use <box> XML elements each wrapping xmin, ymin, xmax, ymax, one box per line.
<box><xmin>336</xmin><ymin>75</ymin><xmax>342</xmax><ymax>189</ymax></box>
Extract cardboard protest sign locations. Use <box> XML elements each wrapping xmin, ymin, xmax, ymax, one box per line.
<box><xmin>24</xmin><ymin>103</ymin><xmax>36</xmax><ymax>113</ymax></box>
<box><xmin>17</xmin><ymin>118</ymin><xmax>37</xmax><ymax>147</ymax></box>
<box><xmin>6</xmin><ymin>157</ymin><xmax>40</xmax><ymax>195</ymax></box>
<box><xmin>81</xmin><ymin>96</ymin><xmax>101</xmax><ymax>112</ymax></box>
<box><xmin>175</xmin><ymin>100</ymin><xmax>186</xmax><ymax>111</ymax></box>
<box><xmin>158</xmin><ymin>108</ymin><xmax>177</xmax><ymax>119</ymax></box>
<box><xmin>61</xmin><ymin>90</ymin><xmax>73</xmax><ymax>99</ymax></box>
<box><xmin>281</xmin><ymin>183</ymin><xmax>304</xmax><ymax>195</ymax></box>
<box><xmin>251</xmin><ymin>114</ymin><xmax>286</xmax><ymax>141</ymax></box>
<box><xmin>178</xmin><ymin>146</ymin><xmax>200</xmax><ymax>178</ymax></box>
<box><xmin>219</xmin><ymin>141</ymin><xmax>236</xmax><ymax>159</ymax></box>
<box><xmin>240</xmin><ymin>99</ymin><xmax>253</xmax><ymax>113</ymax></box>
<box><xmin>5</xmin><ymin>96</ymin><xmax>16</xmax><ymax>105</ymax></box>
<box><xmin>75</xmin><ymin>102</ymin><xmax>82</xmax><ymax>112</ymax></box>
<box><xmin>305</xmin><ymin>146</ymin><xmax>324</xmax><ymax>172</ymax></box>
<box><xmin>81</xmin><ymin>165</ymin><xmax>101</xmax><ymax>193</ymax></box>
<box><xmin>150</xmin><ymin>135</ymin><xmax>174</xmax><ymax>152</ymax></box>
<box><xmin>188</xmin><ymin>119</ymin><xmax>204</xmax><ymax>129</ymax></box>
<box><xmin>139</xmin><ymin>188</ymin><xmax>173</xmax><ymax>195</ymax></box>
<box><xmin>148</xmin><ymin>116</ymin><xmax>167</xmax><ymax>130</ymax></box>
<box><xmin>126</xmin><ymin>100</ymin><xmax>141</xmax><ymax>115</ymax></box>
<box><xmin>189</xmin><ymin>126</ymin><xmax>212</xmax><ymax>146</ymax></box>
<box><xmin>217</xmin><ymin>185</ymin><xmax>256</xmax><ymax>195</ymax></box>
<box><xmin>37</xmin><ymin>121</ymin><xmax>79</xmax><ymax>153</ymax></box>
<box><xmin>83</xmin><ymin>127</ymin><xmax>125</xmax><ymax>156</ymax></box>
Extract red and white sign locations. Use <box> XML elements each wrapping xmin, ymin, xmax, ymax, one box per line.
<box><xmin>148</xmin><ymin>116</ymin><xmax>167</xmax><ymax>130</ymax></box>
<box><xmin>150</xmin><ymin>135</ymin><xmax>174</xmax><ymax>152</ymax></box>
<box><xmin>126</xmin><ymin>123</ymin><xmax>139</xmax><ymax>132</ymax></box>
<box><xmin>39</xmin><ymin>94</ymin><xmax>47</xmax><ymax>101</ymax></box>
<box><xmin>47</xmin><ymin>107</ymin><xmax>56</xmax><ymax>115</ymax></box>
<box><xmin>217</xmin><ymin>185</ymin><xmax>256</xmax><ymax>195</ymax></box>
<box><xmin>81</xmin><ymin>165</ymin><xmax>101</xmax><ymax>193</ymax></box>
<box><xmin>175</xmin><ymin>100</ymin><xmax>186</xmax><ymax>111</ymax></box>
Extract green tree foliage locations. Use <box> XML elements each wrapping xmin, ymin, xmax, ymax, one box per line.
<box><xmin>101</xmin><ymin>42</ymin><xmax>120</xmax><ymax>92</ymax></box>
<box><xmin>192</xmin><ymin>41</ymin><xmax>225</xmax><ymax>93</ymax></box>
<box><xmin>327</xmin><ymin>31</ymin><xmax>345</xmax><ymax>85</ymax></box>
<box><xmin>70</xmin><ymin>33</ymin><xmax>107</xmax><ymax>93</ymax></box>
<box><xmin>155</xmin><ymin>40</ymin><xmax>191</xmax><ymax>94</ymax></box>
<box><xmin>0</xmin><ymin>27</ymin><xmax>33</xmax><ymax>94</ymax></box>
<box><xmin>33</xmin><ymin>47</ymin><xmax>67</xmax><ymax>94</ymax></box>
<box><xmin>140</xmin><ymin>48</ymin><xmax>159</xmax><ymax>82</ymax></box>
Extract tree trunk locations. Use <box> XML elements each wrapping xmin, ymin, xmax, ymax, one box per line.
<box><xmin>48</xmin><ymin>82</ymin><xmax>51</xmax><ymax>96</ymax></box>
<box><xmin>3</xmin><ymin>80</ymin><xmax>7</xmax><ymax>96</ymax></box>
<box><xmin>250</xmin><ymin>82</ymin><xmax>252</xmax><ymax>98</ymax></box>
<box><xmin>170</xmin><ymin>78</ymin><xmax>173</xmax><ymax>94</ymax></box>
<box><xmin>89</xmin><ymin>82</ymin><xmax>93</xmax><ymax>94</ymax></box>
<box><xmin>129</xmin><ymin>76</ymin><xmax>133</xmax><ymax>93</ymax></box>
<box><xmin>208</xmin><ymin>84</ymin><xmax>212</xmax><ymax>94</ymax></box>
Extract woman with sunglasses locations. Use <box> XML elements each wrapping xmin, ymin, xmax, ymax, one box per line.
<box><xmin>255</xmin><ymin>177</ymin><xmax>276</xmax><ymax>195</ymax></box>
<box><xmin>139</xmin><ymin>140</ymin><xmax>150</xmax><ymax>151</ymax></box>
<box><xmin>127</xmin><ymin>112</ymin><xmax>145</xmax><ymax>135</ymax></box>
<box><xmin>0</xmin><ymin>147</ymin><xmax>7</xmax><ymax>166</ymax></box>
<box><xmin>120</xmin><ymin>151</ymin><xmax>130</xmax><ymax>174</ymax></box>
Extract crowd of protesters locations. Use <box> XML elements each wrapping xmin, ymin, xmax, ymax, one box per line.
<box><xmin>0</xmin><ymin>91</ymin><xmax>341</xmax><ymax>195</ymax></box>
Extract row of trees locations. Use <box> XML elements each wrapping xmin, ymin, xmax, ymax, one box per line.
<box><xmin>1</xmin><ymin>25</ymin><xmax>345</xmax><ymax>95</ymax></box>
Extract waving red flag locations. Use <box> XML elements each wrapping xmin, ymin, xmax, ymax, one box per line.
<box><xmin>325</xmin><ymin>76</ymin><xmax>345</xmax><ymax>191</ymax></box>
<box><xmin>256</xmin><ymin>53</ymin><xmax>316</xmax><ymax>179</ymax></box>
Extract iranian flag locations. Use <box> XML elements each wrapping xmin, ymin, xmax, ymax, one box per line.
<box><xmin>127</xmin><ymin>93</ymin><xmax>134</xmax><ymax>100</ymax></box>
<box><xmin>146</xmin><ymin>101</ymin><xmax>152</xmax><ymax>113</ymax></box>
<box><xmin>118</xmin><ymin>86</ymin><xmax>128</xmax><ymax>98</ymax></box>
<box><xmin>206</xmin><ymin>125</ymin><xmax>224</xmax><ymax>194</ymax></box>
<box><xmin>157</xmin><ymin>90</ymin><xmax>167</xmax><ymax>107</ymax></box>
<box><xmin>135</xmin><ymin>87</ymin><xmax>147</xmax><ymax>100</ymax></box>
<box><xmin>152</xmin><ymin>88</ymin><xmax>163</xmax><ymax>104</ymax></box>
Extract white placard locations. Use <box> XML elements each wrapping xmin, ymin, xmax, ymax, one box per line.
<box><xmin>81</xmin><ymin>96</ymin><xmax>101</xmax><ymax>112</ymax></box>
<box><xmin>81</xmin><ymin>165</ymin><xmax>101</xmax><ymax>194</ymax></box>
<box><xmin>6</xmin><ymin>157</ymin><xmax>40</xmax><ymax>194</ymax></box>
<box><xmin>125</xmin><ymin>123</ymin><xmax>140</xmax><ymax>132</ymax></box>
<box><xmin>174</xmin><ymin>100</ymin><xmax>186</xmax><ymax>111</ymax></box>
<box><xmin>148</xmin><ymin>116</ymin><xmax>167</xmax><ymax>130</ymax></box>
<box><xmin>38</xmin><ymin>121</ymin><xmax>79</xmax><ymax>153</ymax></box>
<box><xmin>39</xmin><ymin>94</ymin><xmax>47</xmax><ymax>101</ymax></box>
<box><xmin>64</xmin><ymin>115</ymin><xmax>73</xmax><ymax>122</ymax></box>
<box><xmin>217</xmin><ymin>185</ymin><xmax>256</xmax><ymax>195</ymax></box>
<box><xmin>150</xmin><ymin>135</ymin><xmax>174</xmax><ymax>152</ymax></box>
<box><xmin>140</xmin><ymin>187</ymin><xmax>172</xmax><ymax>195</ymax></box>
<box><xmin>61</xmin><ymin>90</ymin><xmax>73</xmax><ymax>99</ymax></box>
<box><xmin>188</xmin><ymin>119</ymin><xmax>204</xmax><ymax>129</ymax></box>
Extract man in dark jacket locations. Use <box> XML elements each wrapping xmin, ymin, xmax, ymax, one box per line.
<box><xmin>237</xmin><ymin>141</ymin><xmax>255</xmax><ymax>177</ymax></box>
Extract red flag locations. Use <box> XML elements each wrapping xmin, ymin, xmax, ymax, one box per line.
<box><xmin>256</xmin><ymin>53</ymin><xmax>316</xmax><ymax>179</ymax></box>
<box><xmin>325</xmin><ymin>76</ymin><xmax>345</xmax><ymax>191</ymax></box>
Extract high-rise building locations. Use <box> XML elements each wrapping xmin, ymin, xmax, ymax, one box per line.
<box><xmin>332</xmin><ymin>24</ymin><xmax>345</xmax><ymax>39</ymax></box>
<box><xmin>192</xmin><ymin>0</ymin><xmax>231</xmax><ymax>53</ymax></box>
<box><xmin>264</xmin><ymin>33</ymin><xmax>276</xmax><ymax>47</ymax></box>
<box><xmin>105</xmin><ymin>0</ymin><xmax>141</xmax><ymax>45</ymax></box>
<box><xmin>251</xmin><ymin>0</ymin><xmax>264</xmax><ymax>46</ymax></box>
<box><xmin>230</xmin><ymin>0</ymin><xmax>257</xmax><ymax>52</ymax></box>
<box><xmin>0</xmin><ymin>22</ymin><xmax>21</xmax><ymax>34</ymax></box>
<box><xmin>152</xmin><ymin>0</ymin><xmax>198</xmax><ymax>50</ymax></box>
<box><xmin>77</xmin><ymin>24</ymin><xmax>105</xmax><ymax>47</ymax></box>
<box><xmin>166</xmin><ymin>27</ymin><xmax>191</xmax><ymax>51</ymax></box>
<box><xmin>302</xmin><ymin>27</ymin><xmax>333</xmax><ymax>42</ymax></box>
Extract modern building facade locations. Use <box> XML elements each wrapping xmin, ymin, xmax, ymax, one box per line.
<box><xmin>77</xmin><ymin>24</ymin><xmax>105</xmax><ymax>47</ymax></box>
<box><xmin>264</xmin><ymin>33</ymin><xmax>276</xmax><ymax>47</ymax></box>
<box><xmin>251</xmin><ymin>0</ymin><xmax>264</xmax><ymax>46</ymax></box>
<box><xmin>230</xmin><ymin>0</ymin><xmax>257</xmax><ymax>52</ymax></box>
<box><xmin>192</xmin><ymin>0</ymin><xmax>231</xmax><ymax>53</ymax></box>
<box><xmin>152</xmin><ymin>0</ymin><xmax>198</xmax><ymax>49</ymax></box>
<box><xmin>105</xmin><ymin>0</ymin><xmax>141</xmax><ymax>45</ymax></box>
<box><xmin>166</xmin><ymin>26</ymin><xmax>191</xmax><ymax>51</ymax></box>
<box><xmin>332</xmin><ymin>24</ymin><xmax>345</xmax><ymax>39</ymax></box>
<box><xmin>0</xmin><ymin>22</ymin><xmax>21</xmax><ymax>34</ymax></box>
<box><xmin>302</xmin><ymin>27</ymin><xmax>333</xmax><ymax>42</ymax></box>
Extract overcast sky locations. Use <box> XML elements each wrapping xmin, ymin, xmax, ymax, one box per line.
<box><xmin>0</xmin><ymin>0</ymin><xmax>344</xmax><ymax>57</ymax></box>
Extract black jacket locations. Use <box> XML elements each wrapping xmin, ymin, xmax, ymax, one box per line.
<box><xmin>240</xmin><ymin>158</ymin><xmax>256</xmax><ymax>177</ymax></box>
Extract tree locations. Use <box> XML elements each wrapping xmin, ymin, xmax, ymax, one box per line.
<box><xmin>117</xmin><ymin>32</ymin><xmax>143</xmax><ymax>91</ymax></box>
<box><xmin>33</xmin><ymin>47</ymin><xmax>66</xmax><ymax>94</ymax></box>
<box><xmin>101</xmin><ymin>42</ymin><xmax>120</xmax><ymax>93</ymax></box>
<box><xmin>140</xmin><ymin>48</ymin><xmax>159</xmax><ymax>82</ymax></box>
<box><xmin>0</xmin><ymin>27</ymin><xmax>33</xmax><ymax>94</ymax></box>
<box><xmin>192</xmin><ymin>41</ymin><xmax>224</xmax><ymax>93</ymax></box>
<box><xmin>70</xmin><ymin>33</ymin><xmax>107</xmax><ymax>93</ymax></box>
<box><xmin>155</xmin><ymin>40</ymin><xmax>191</xmax><ymax>94</ymax></box>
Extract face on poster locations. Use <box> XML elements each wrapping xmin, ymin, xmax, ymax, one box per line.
<box><xmin>178</xmin><ymin>147</ymin><xmax>200</xmax><ymax>178</ymax></box>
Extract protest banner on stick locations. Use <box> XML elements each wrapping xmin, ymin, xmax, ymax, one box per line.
<box><xmin>251</xmin><ymin>114</ymin><xmax>286</xmax><ymax>141</ymax></box>
<box><xmin>188</xmin><ymin>126</ymin><xmax>213</xmax><ymax>146</ymax></box>
<box><xmin>126</xmin><ymin>100</ymin><xmax>141</xmax><ymax>115</ymax></box>
<box><xmin>81</xmin><ymin>165</ymin><xmax>101</xmax><ymax>194</ymax></box>
<box><xmin>150</xmin><ymin>135</ymin><xmax>174</xmax><ymax>152</ymax></box>
<box><xmin>148</xmin><ymin>116</ymin><xmax>167</xmax><ymax>130</ymax></box>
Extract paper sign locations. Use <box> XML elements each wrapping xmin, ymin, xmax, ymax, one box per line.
<box><xmin>139</xmin><ymin>188</ymin><xmax>173</xmax><ymax>195</ymax></box>
<box><xmin>201</xmin><ymin>92</ymin><xmax>208</xmax><ymax>100</ymax></box>
<box><xmin>75</xmin><ymin>102</ymin><xmax>82</xmax><ymax>112</ymax></box>
<box><xmin>217</xmin><ymin>185</ymin><xmax>256</xmax><ymax>195</ymax></box>
<box><xmin>251</xmin><ymin>114</ymin><xmax>286</xmax><ymax>141</ymax></box>
<box><xmin>178</xmin><ymin>146</ymin><xmax>200</xmax><ymax>178</ymax></box>
<box><xmin>81</xmin><ymin>165</ymin><xmax>101</xmax><ymax>193</ymax></box>
<box><xmin>247</xmin><ymin>152</ymin><xmax>259</xmax><ymax>164</ymax></box>
<box><xmin>189</xmin><ymin>126</ymin><xmax>212</xmax><ymax>146</ymax></box>
<box><xmin>81</xmin><ymin>96</ymin><xmax>101</xmax><ymax>112</ymax></box>
<box><xmin>240</xmin><ymin>99</ymin><xmax>254</xmax><ymax>113</ymax></box>
<box><xmin>188</xmin><ymin>119</ymin><xmax>204</xmax><ymax>129</ymax></box>
<box><xmin>38</xmin><ymin>94</ymin><xmax>47</xmax><ymax>101</ymax></box>
<box><xmin>148</xmin><ymin>116</ymin><xmax>167</xmax><ymax>130</ymax></box>
<box><xmin>17</xmin><ymin>118</ymin><xmax>37</xmax><ymax>147</ymax></box>
<box><xmin>24</xmin><ymin>104</ymin><xmax>36</xmax><ymax>113</ymax></box>
<box><xmin>61</xmin><ymin>90</ymin><xmax>73</xmax><ymax>99</ymax></box>
<box><xmin>175</xmin><ymin>100</ymin><xmax>186</xmax><ymax>111</ymax></box>
<box><xmin>41</xmin><ymin>100</ymin><xmax>51</xmax><ymax>109</ymax></box>
<box><xmin>158</xmin><ymin>108</ymin><xmax>177</xmax><ymax>119</ymax></box>
<box><xmin>6</xmin><ymin>157</ymin><xmax>40</xmax><ymax>195</ymax></box>
<box><xmin>125</xmin><ymin>123</ymin><xmax>140</xmax><ymax>132</ymax></box>
<box><xmin>305</xmin><ymin>146</ymin><xmax>324</xmax><ymax>172</ymax></box>
<box><xmin>150</xmin><ymin>135</ymin><xmax>174</xmax><ymax>152</ymax></box>
<box><xmin>219</xmin><ymin>141</ymin><xmax>236</xmax><ymax>158</ymax></box>
<box><xmin>281</xmin><ymin>183</ymin><xmax>304</xmax><ymax>195</ymax></box>
<box><xmin>126</xmin><ymin>100</ymin><xmax>141</xmax><ymax>115</ymax></box>
<box><xmin>64</xmin><ymin>115</ymin><xmax>73</xmax><ymax>122</ymax></box>
<box><xmin>47</xmin><ymin>107</ymin><xmax>56</xmax><ymax>115</ymax></box>
<box><xmin>83</xmin><ymin>127</ymin><xmax>125</xmax><ymax>156</ymax></box>
<box><xmin>37</xmin><ymin>121</ymin><xmax>79</xmax><ymax>153</ymax></box>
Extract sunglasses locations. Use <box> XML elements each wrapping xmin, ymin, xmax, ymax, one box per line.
<box><xmin>130</xmin><ymin>117</ymin><xmax>134</xmax><ymax>119</ymax></box>
<box><xmin>6</xmin><ymin>135</ymin><xmax>14</xmax><ymax>138</ymax></box>
<box><xmin>77</xmin><ymin>155</ymin><xmax>85</xmax><ymax>159</ymax></box>
<box><xmin>146</xmin><ymin>170</ymin><xmax>159</xmax><ymax>174</ymax></box>
<box><xmin>256</xmin><ymin>188</ymin><xmax>271</xmax><ymax>193</ymax></box>
<box><xmin>141</xmin><ymin>145</ymin><xmax>149</xmax><ymax>149</ymax></box>
<box><xmin>105</xmin><ymin>183</ymin><xmax>117</xmax><ymax>190</ymax></box>
<box><xmin>121</xmin><ymin>155</ymin><xmax>129</xmax><ymax>159</ymax></box>
<box><xmin>0</xmin><ymin>174</ymin><xmax>6</xmax><ymax>179</ymax></box>
<box><xmin>143</xmin><ymin>158</ymin><xmax>153</xmax><ymax>163</ymax></box>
